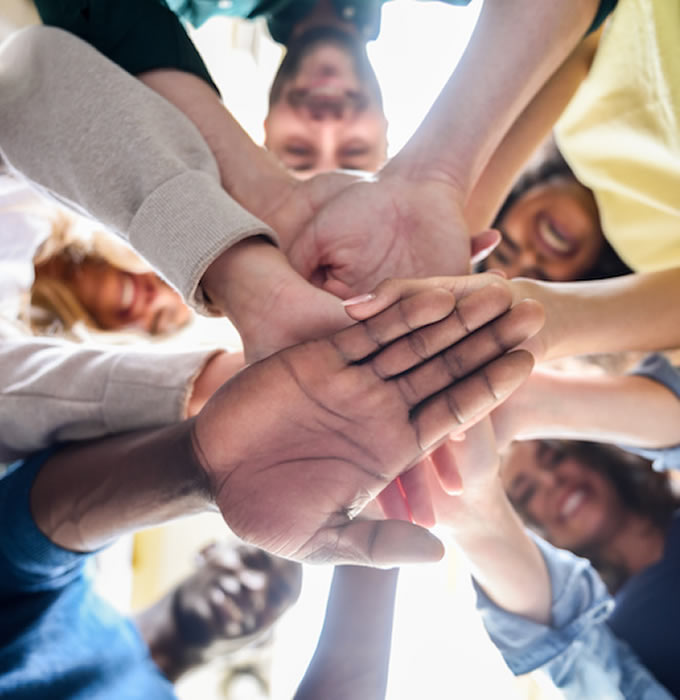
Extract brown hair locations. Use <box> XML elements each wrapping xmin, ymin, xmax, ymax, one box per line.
<box><xmin>513</xmin><ymin>440</ymin><xmax>680</xmax><ymax>592</ymax></box>
<box><xmin>482</xmin><ymin>149</ymin><xmax>631</xmax><ymax>281</ymax></box>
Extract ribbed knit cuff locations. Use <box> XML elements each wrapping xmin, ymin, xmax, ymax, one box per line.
<box><xmin>129</xmin><ymin>170</ymin><xmax>277</xmax><ymax>315</ymax></box>
<box><xmin>103</xmin><ymin>348</ymin><xmax>218</xmax><ymax>433</ymax></box>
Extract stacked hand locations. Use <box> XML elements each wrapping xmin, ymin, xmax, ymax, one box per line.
<box><xmin>192</xmin><ymin>279</ymin><xmax>543</xmax><ymax>566</ymax></box>
<box><xmin>203</xmin><ymin>170</ymin><xmax>504</xmax><ymax>361</ymax></box>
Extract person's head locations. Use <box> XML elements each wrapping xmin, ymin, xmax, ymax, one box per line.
<box><xmin>32</xmin><ymin>222</ymin><xmax>192</xmax><ymax>336</ymax></box>
<box><xmin>265</xmin><ymin>26</ymin><xmax>388</xmax><ymax>177</ymax></box>
<box><xmin>483</xmin><ymin>152</ymin><xmax>630</xmax><ymax>281</ymax></box>
<box><xmin>501</xmin><ymin>439</ymin><xmax>679</xmax><ymax>588</ymax></box>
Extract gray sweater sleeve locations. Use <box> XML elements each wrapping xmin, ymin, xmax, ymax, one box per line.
<box><xmin>0</xmin><ymin>327</ymin><xmax>219</xmax><ymax>466</ymax></box>
<box><xmin>0</xmin><ymin>25</ymin><xmax>277</xmax><ymax>313</ymax></box>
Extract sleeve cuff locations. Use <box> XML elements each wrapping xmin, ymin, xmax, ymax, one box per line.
<box><xmin>103</xmin><ymin>348</ymin><xmax>219</xmax><ymax>432</ymax></box>
<box><xmin>128</xmin><ymin>170</ymin><xmax>278</xmax><ymax>314</ymax></box>
<box><xmin>475</xmin><ymin>533</ymin><xmax>613</xmax><ymax>675</ymax></box>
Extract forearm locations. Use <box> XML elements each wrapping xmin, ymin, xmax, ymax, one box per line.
<box><xmin>515</xmin><ymin>268</ymin><xmax>680</xmax><ymax>361</ymax></box>
<box><xmin>464</xmin><ymin>31</ymin><xmax>600</xmax><ymax>232</ymax></box>
<box><xmin>294</xmin><ymin>566</ymin><xmax>399</xmax><ymax>700</ymax></box>
<box><xmin>138</xmin><ymin>69</ymin><xmax>298</xmax><ymax>232</ymax></box>
<box><xmin>31</xmin><ymin>421</ymin><xmax>214</xmax><ymax>552</ymax></box>
<box><xmin>386</xmin><ymin>0</ymin><xmax>600</xmax><ymax>194</ymax></box>
<box><xmin>0</xmin><ymin>27</ymin><xmax>274</xmax><ymax>310</ymax></box>
<box><xmin>446</xmin><ymin>481</ymin><xmax>551</xmax><ymax>624</ymax></box>
<box><xmin>498</xmin><ymin>369</ymin><xmax>680</xmax><ymax>450</ymax></box>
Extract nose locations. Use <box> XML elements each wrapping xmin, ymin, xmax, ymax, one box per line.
<box><xmin>516</xmin><ymin>245</ymin><xmax>545</xmax><ymax>279</ymax></box>
<box><xmin>517</xmin><ymin>245</ymin><xmax>539</xmax><ymax>270</ymax></box>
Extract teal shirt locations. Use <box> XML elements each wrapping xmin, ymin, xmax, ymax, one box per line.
<box><xmin>35</xmin><ymin>0</ymin><xmax>618</xmax><ymax>96</ymax></box>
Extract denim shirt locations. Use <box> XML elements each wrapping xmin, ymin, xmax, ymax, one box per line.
<box><xmin>475</xmin><ymin>536</ymin><xmax>674</xmax><ymax>699</ymax></box>
<box><xmin>475</xmin><ymin>353</ymin><xmax>680</xmax><ymax>699</ymax></box>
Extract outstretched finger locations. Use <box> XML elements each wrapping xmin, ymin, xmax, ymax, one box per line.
<box><xmin>412</xmin><ymin>349</ymin><xmax>535</xmax><ymax>450</ymax></box>
<box><xmin>430</xmin><ymin>442</ymin><xmax>464</xmax><ymax>494</ymax></box>
<box><xmin>371</xmin><ymin>283</ymin><xmax>512</xmax><ymax>378</ymax></box>
<box><xmin>330</xmin><ymin>287</ymin><xmax>456</xmax><ymax>363</ymax></box>
<box><xmin>306</xmin><ymin>519</ymin><xmax>445</xmax><ymax>568</ymax></box>
<box><xmin>377</xmin><ymin>478</ymin><xmax>412</xmax><ymax>522</ymax></box>
<box><xmin>396</xmin><ymin>461</ymin><xmax>436</xmax><ymax>528</ymax></box>
<box><xmin>343</xmin><ymin>274</ymin><xmax>512</xmax><ymax>321</ymax></box>
<box><xmin>391</xmin><ymin>299</ymin><xmax>543</xmax><ymax>407</ymax></box>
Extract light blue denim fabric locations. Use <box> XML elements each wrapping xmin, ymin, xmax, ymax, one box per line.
<box><xmin>475</xmin><ymin>536</ymin><xmax>674</xmax><ymax>699</ymax></box>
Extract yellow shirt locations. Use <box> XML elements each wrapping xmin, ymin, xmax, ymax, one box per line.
<box><xmin>556</xmin><ymin>0</ymin><xmax>680</xmax><ymax>272</ymax></box>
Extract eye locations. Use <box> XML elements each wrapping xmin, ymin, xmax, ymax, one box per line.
<box><xmin>491</xmin><ymin>247</ymin><xmax>510</xmax><ymax>265</ymax></box>
<box><xmin>285</xmin><ymin>144</ymin><xmax>313</xmax><ymax>157</ymax></box>
<box><xmin>512</xmin><ymin>484</ymin><xmax>536</xmax><ymax>512</ymax></box>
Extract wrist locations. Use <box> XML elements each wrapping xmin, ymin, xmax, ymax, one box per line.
<box><xmin>200</xmin><ymin>236</ymin><xmax>280</xmax><ymax>320</ymax></box>
<box><xmin>380</xmin><ymin>155</ymin><xmax>467</xmax><ymax>202</ymax></box>
<box><xmin>441</xmin><ymin>478</ymin><xmax>508</xmax><ymax>535</ymax></box>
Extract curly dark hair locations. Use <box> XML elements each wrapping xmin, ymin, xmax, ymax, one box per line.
<box><xmin>515</xmin><ymin>440</ymin><xmax>680</xmax><ymax>592</ymax></box>
<box><xmin>483</xmin><ymin>149</ymin><xmax>631</xmax><ymax>281</ymax></box>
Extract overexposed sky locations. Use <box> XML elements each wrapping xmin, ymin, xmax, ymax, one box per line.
<box><xmin>192</xmin><ymin>0</ymin><xmax>482</xmax><ymax>156</ymax></box>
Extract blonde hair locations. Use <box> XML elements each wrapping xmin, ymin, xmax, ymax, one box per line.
<box><xmin>28</xmin><ymin>212</ymin><xmax>179</xmax><ymax>340</ymax></box>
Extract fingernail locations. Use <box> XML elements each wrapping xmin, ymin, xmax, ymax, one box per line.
<box><xmin>342</xmin><ymin>293</ymin><xmax>376</xmax><ymax>307</ymax></box>
<box><xmin>485</xmin><ymin>268</ymin><xmax>508</xmax><ymax>279</ymax></box>
<box><xmin>470</xmin><ymin>250</ymin><xmax>489</xmax><ymax>266</ymax></box>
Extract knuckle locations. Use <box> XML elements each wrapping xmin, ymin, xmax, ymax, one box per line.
<box><xmin>406</xmin><ymin>328</ymin><xmax>430</xmax><ymax>359</ymax></box>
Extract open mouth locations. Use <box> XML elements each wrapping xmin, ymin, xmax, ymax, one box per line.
<box><xmin>535</xmin><ymin>214</ymin><xmax>578</xmax><ymax>257</ymax></box>
<box><xmin>120</xmin><ymin>275</ymin><xmax>134</xmax><ymax>311</ymax></box>
<box><xmin>558</xmin><ymin>488</ymin><xmax>587</xmax><ymax>521</ymax></box>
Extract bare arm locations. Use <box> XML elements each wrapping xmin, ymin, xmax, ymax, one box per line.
<box><xmin>387</xmin><ymin>0</ymin><xmax>600</xmax><ymax>192</ymax></box>
<box><xmin>464</xmin><ymin>30</ymin><xmax>601</xmax><ymax>232</ymax></box>
<box><xmin>491</xmin><ymin>362</ymin><xmax>680</xmax><ymax>450</ymax></box>
<box><xmin>512</xmin><ymin>268</ymin><xmax>680</xmax><ymax>363</ymax></box>
<box><xmin>289</xmin><ymin>0</ymin><xmax>604</xmax><ymax>294</ymax></box>
<box><xmin>431</xmin><ymin>421</ymin><xmax>551</xmax><ymax>624</ymax></box>
<box><xmin>294</xmin><ymin>566</ymin><xmax>398</xmax><ymax>700</ymax></box>
<box><xmin>137</xmin><ymin>69</ymin><xmax>299</xmax><ymax>234</ymax></box>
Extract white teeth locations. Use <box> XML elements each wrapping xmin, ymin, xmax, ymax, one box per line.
<box><xmin>538</xmin><ymin>217</ymin><xmax>571</xmax><ymax>254</ymax></box>
<box><xmin>561</xmin><ymin>490</ymin><xmax>585</xmax><ymax>518</ymax></box>
<box><xmin>308</xmin><ymin>85</ymin><xmax>345</xmax><ymax>98</ymax></box>
<box><xmin>121</xmin><ymin>277</ymin><xmax>134</xmax><ymax>309</ymax></box>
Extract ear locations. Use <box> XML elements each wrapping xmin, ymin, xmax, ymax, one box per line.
<box><xmin>470</xmin><ymin>229</ymin><xmax>501</xmax><ymax>266</ymax></box>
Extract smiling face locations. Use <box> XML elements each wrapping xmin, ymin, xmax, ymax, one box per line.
<box><xmin>71</xmin><ymin>258</ymin><xmax>192</xmax><ymax>335</ymax></box>
<box><xmin>486</xmin><ymin>176</ymin><xmax>605</xmax><ymax>281</ymax></box>
<box><xmin>264</xmin><ymin>27</ymin><xmax>388</xmax><ymax>177</ymax></box>
<box><xmin>501</xmin><ymin>441</ymin><xmax>628</xmax><ymax>552</ymax></box>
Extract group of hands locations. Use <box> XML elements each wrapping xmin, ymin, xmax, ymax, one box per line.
<box><xmin>191</xmin><ymin>165</ymin><xmax>551</xmax><ymax>567</ymax></box>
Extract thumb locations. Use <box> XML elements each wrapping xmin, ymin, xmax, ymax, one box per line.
<box><xmin>314</xmin><ymin>519</ymin><xmax>444</xmax><ymax>568</ymax></box>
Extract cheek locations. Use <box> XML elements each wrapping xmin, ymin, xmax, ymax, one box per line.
<box><xmin>264</xmin><ymin>108</ymin><xmax>300</xmax><ymax>144</ymax></box>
